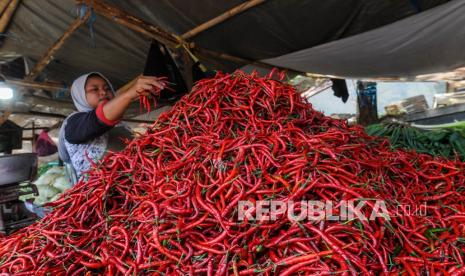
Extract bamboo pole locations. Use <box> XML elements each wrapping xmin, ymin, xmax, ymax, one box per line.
<box><xmin>25</xmin><ymin>11</ymin><xmax>90</xmax><ymax>81</ymax></box>
<box><xmin>181</xmin><ymin>0</ymin><xmax>266</xmax><ymax>40</ymax></box>
<box><xmin>0</xmin><ymin>0</ymin><xmax>19</xmax><ymax>33</ymax></box>
<box><xmin>0</xmin><ymin>0</ymin><xmax>11</xmax><ymax>17</ymax></box>
<box><xmin>90</xmin><ymin>0</ymin><xmax>302</xmax><ymax>75</ymax></box>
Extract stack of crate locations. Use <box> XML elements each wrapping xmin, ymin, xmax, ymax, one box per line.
<box><xmin>384</xmin><ymin>95</ymin><xmax>429</xmax><ymax>116</ymax></box>
<box><xmin>433</xmin><ymin>91</ymin><xmax>465</xmax><ymax>108</ymax></box>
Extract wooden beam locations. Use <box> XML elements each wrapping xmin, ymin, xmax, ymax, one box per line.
<box><xmin>6</xmin><ymin>79</ymin><xmax>65</xmax><ymax>91</ymax></box>
<box><xmin>89</xmin><ymin>0</ymin><xmax>302</xmax><ymax>75</ymax></box>
<box><xmin>116</xmin><ymin>74</ymin><xmax>140</xmax><ymax>96</ymax></box>
<box><xmin>90</xmin><ymin>0</ymin><xmax>177</xmax><ymax>47</ymax></box>
<box><xmin>20</xmin><ymin>93</ymin><xmax>172</xmax><ymax>119</ymax></box>
<box><xmin>22</xmin><ymin>95</ymin><xmax>75</xmax><ymax>110</ymax></box>
<box><xmin>0</xmin><ymin>0</ymin><xmax>19</xmax><ymax>33</ymax></box>
<box><xmin>181</xmin><ymin>0</ymin><xmax>266</xmax><ymax>40</ymax></box>
<box><xmin>25</xmin><ymin>11</ymin><xmax>90</xmax><ymax>81</ymax></box>
<box><xmin>0</xmin><ymin>0</ymin><xmax>12</xmax><ymax>17</ymax></box>
<box><xmin>121</xmin><ymin>117</ymin><xmax>158</xmax><ymax>124</ymax></box>
<box><xmin>193</xmin><ymin>47</ymin><xmax>304</xmax><ymax>75</ymax></box>
<box><xmin>12</xmin><ymin>110</ymin><xmax>154</xmax><ymax>124</ymax></box>
<box><xmin>22</xmin><ymin>126</ymin><xmax>53</xmax><ymax>131</ymax></box>
<box><xmin>12</xmin><ymin>110</ymin><xmax>66</xmax><ymax>119</ymax></box>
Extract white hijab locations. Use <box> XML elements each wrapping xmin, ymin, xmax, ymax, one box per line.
<box><xmin>58</xmin><ymin>72</ymin><xmax>115</xmax><ymax>162</ymax></box>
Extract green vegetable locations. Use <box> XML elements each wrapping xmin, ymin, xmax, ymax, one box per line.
<box><xmin>366</xmin><ymin>122</ymin><xmax>465</xmax><ymax>160</ymax></box>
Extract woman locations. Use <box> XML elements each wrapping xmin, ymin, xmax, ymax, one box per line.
<box><xmin>58</xmin><ymin>72</ymin><xmax>165</xmax><ymax>183</ymax></box>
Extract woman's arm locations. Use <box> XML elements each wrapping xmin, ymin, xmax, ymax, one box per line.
<box><xmin>65</xmin><ymin>111</ymin><xmax>113</xmax><ymax>144</ymax></box>
<box><xmin>102</xmin><ymin>76</ymin><xmax>165</xmax><ymax>121</ymax></box>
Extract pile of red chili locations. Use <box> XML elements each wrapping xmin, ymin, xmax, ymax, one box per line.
<box><xmin>1</xmin><ymin>70</ymin><xmax>464</xmax><ymax>275</ymax></box>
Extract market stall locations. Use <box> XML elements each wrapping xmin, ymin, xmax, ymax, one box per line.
<box><xmin>0</xmin><ymin>0</ymin><xmax>464</xmax><ymax>275</ymax></box>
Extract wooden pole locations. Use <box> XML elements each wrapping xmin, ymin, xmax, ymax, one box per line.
<box><xmin>116</xmin><ymin>74</ymin><xmax>140</xmax><ymax>95</ymax></box>
<box><xmin>22</xmin><ymin>95</ymin><xmax>75</xmax><ymax>110</ymax></box>
<box><xmin>6</xmin><ymin>79</ymin><xmax>65</xmax><ymax>91</ymax></box>
<box><xmin>0</xmin><ymin>0</ymin><xmax>12</xmax><ymax>17</ymax></box>
<box><xmin>181</xmin><ymin>0</ymin><xmax>266</xmax><ymax>40</ymax></box>
<box><xmin>12</xmin><ymin>110</ymin><xmax>154</xmax><ymax>124</ymax></box>
<box><xmin>90</xmin><ymin>0</ymin><xmax>176</xmax><ymax>47</ymax></box>
<box><xmin>22</xmin><ymin>126</ymin><xmax>53</xmax><ymax>131</ymax></box>
<box><xmin>192</xmin><ymin>47</ymin><xmax>303</xmax><ymax>74</ymax></box>
<box><xmin>31</xmin><ymin>120</ymin><xmax>36</xmax><ymax>151</ymax></box>
<box><xmin>0</xmin><ymin>0</ymin><xmax>19</xmax><ymax>33</ymax></box>
<box><xmin>12</xmin><ymin>110</ymin><xmax>66</xmax><ymax>119</ymax></box>
<box><xmin>356</xmin><ymin>81</ymin><xmax>378</xmax><ymax>126</ymax></box>
<box><xmin>25</xmin><ymin>11</ymin><xmax>90</xmax><ymax>81</ymax></box>
<box><xmin>90</xmin><ymin>0</ymin><xmax>302</xmax><ymax>75</ymax></box>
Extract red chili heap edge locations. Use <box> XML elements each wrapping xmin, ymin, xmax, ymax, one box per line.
<box><xmin>1</xmin><ymin>71</ymin><xmax>465</xmax><ymax>275</ymax></box>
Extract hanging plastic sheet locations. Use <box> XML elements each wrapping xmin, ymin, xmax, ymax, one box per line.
<box><xmin>143</xmin><ymin>40</ymin><xmax>188</xmax><ymax>102</ymax></box>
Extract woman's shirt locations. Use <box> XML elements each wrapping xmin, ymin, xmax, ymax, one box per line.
<box><xmin>64</xmin><ymin>103</ymin><xmax>119</xmax><ymax>179</ymax></box>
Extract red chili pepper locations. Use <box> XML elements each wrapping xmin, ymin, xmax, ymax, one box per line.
<box><xmin>1</xmin><ymin>69</ymin><xmax>465</xmax><ymax>275</ymax></box>
<box><xmin>137</xmin><ymin>76</ymin><xmax>170</xmax><ymax>113</ymax></box>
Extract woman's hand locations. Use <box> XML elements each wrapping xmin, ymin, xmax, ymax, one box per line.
<box><xmin>126</xmin><ymin>76</ymin><xmax>167</xmax><ymax>100</ymax></box>
<box><xmin>101</xmin><ymin>76</ymin><xmax>166</xmax><ymax>122</ymax></box>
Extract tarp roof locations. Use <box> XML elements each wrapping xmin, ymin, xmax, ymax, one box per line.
<box><xmin>264</xmin><ymin>0</ymin><xmax>465</xmax><ymax>78</ymax></box>
<box><xmin>0</xmin><ymin>0</ymin><xmax>455</xmax><ymax>89</ymax></box>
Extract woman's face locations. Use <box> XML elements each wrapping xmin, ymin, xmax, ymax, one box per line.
<box><xmin>85</xmin><ymin>76</ymin><xmax>114</xmax><ymax>108</ymax></box>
